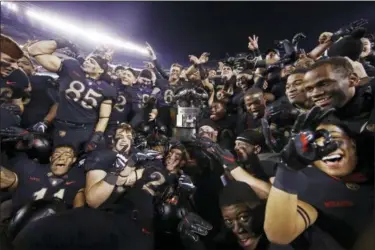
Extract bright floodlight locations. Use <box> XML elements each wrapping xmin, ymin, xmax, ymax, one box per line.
<box><xmin>4</xmin><ymin>2</ymin><xmax>18</xmax><ymax>12</ymax></box>
<box><xmin>25</xmin><ymin>9</ymin><xmax>148</xmax><ymax>56</ymax></box>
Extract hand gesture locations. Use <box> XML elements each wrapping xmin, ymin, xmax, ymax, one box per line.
<box><xmin>145</xmin><ymin>42</ymin><xmax>157</xmax><ymax>60</ymax></box>
<box><xmin>189</xmin><ymin>55</ymin><xmax>200</xmax><ymax>65</ymax></box>
<box><xmin>31</xmin><ymin>121</ymin><xmax>49</xmax><ymax>133</ymax></box>
<box><xmin>318</xmin><ymin>32</ymin><xmax>333</xmax><ymax>44</ymax></box>
<box><xmin>178</xmin><ymin>213</ymin><xmax>213</xmax><ymax>242</ymax></box>
<box><xmin>143</xmin><ymin>61</ymin><xmax>155</xmax><ymax>69</ymax></box>
<box><xmin>178</xmin><ymin>174</ymin><xmax>196</xmax><ymax>193</ymax></box>
<box><xmin>280</xmin><ymin>106</ymin><xmax>339</xmax><ymax>171</ymax></box>
<box><xmin>198</xmin><ymin>52</ymin><xmax>210</xmax><ymax>64</ymax></box>
<box><xmin>248</xmin><ymin>35</ymin><xmax>259</xmax><ymax>51</ymax></box>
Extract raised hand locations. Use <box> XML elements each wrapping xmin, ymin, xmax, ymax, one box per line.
<box><xmin>248</xmin><ymin>35</ymin><xmax>259</xmax><ymax>51</ymax></box>
<box><xmin>178</xmin><ymin>213</ymin><xmax>213</xmax><ymax>242</ymax></box>
<box><xmin>145</xmin><ymin>42</ymin><xmax>157</xmax><ymax>60</ymax></box>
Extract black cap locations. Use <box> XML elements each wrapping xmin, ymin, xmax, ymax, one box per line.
<box><xmin>328</xmin><ymin>28</ymin><xmax>366</xmax><ymax>61</ymax></box>
<box><xmin>138</xmin><ymin>69</ymin><xmax>153</xmax><ymax>80</ymax></box>
<box><xmin>265</xmin><ymin>48</ymin><xmax>280</xmax><ymax>56</ymax></box>
<box><xmin>114</xmin><ymin>65</ymin><xmax>125</xmax><ymax>72</ymax></box>
<box><xmin>219</xmin><ymin>181</ymin><xmax>260</xmax><ymax>207</ymax></box>
<box><xmin>92</xmin><ymin>56</ymin><xmax>108</xmax><ymax>75</ymax></box>
<box><xmin>236</xmin><ymin>129</ymin><xmax>265</xmax><ymax>147</ymax></box>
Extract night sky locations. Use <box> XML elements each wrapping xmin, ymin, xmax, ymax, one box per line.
<box><xmin>32</xmin><ymin>1</ymin><xmax>375</xmax><ymax>66</ymax></box>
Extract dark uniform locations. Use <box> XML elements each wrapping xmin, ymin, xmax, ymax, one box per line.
<box><xmin>129</xmin><ymin>83</ymin><xmax>156</xmax><ymax>128</ymax></box>
<box><xmin>105</xmin><ymin>80</ymin><xmax>133</xmax><ymax>146</ymax></box>
<box><xmin>293</xmin><ymin>166</ymin><xmax>373</xmax><ymax>249</ymax></box>
<box><xmin>8</xmin><ymin>153</ymin><xmax>85</xmax><ymax>213</ymax></box>
<box><xmin>13</xmin><ymin>148</ymin><xmax>165</xmax><ymax>250</ymax></box>
<box><xmin>21</xmin><ymin>75</ymin><xmax>57</xmax><ymax>129</ymax></box>
<box><xmin>0</xmin><ymin>69</ymin><xmax>29</xmax><ymax>129</ymax></box>
<box><xmin>53</xmin><ymin>59</ymin><xmax>116</xmax><ymax>151</ymax></box>
<box><xmin>154</xmin><ymin>79</ymin><xmax>177</xmax><ymax>134</ymax></box>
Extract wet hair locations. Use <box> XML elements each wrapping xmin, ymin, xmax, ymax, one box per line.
<box><xmin>244</xmin><ymin>87</ymin><xmax>263</xmax><ymax>98</ymax></box>
<box><xmin>116</xmin><ymin>123</ymin><xmax>133</xmax><ymax>135</ymax></box>
<box><xmin>289</xmin><ymin>67</ymin><xmax>309</xmax><ymax>76</ymax></box>
<box><xmin>53</xmin><ymin>144</ymin><xmax>77</xmax><ymax>155</ymax></box>
<box><xmin>308</xmin><ymin>57</ymin><xmax>354</xmax><ymax>78</ymax></box>
<box><xmin>171</xmin><ymin>63</ymin><xmax>183</xmax><ymax>71</ymax></box>
<box><xmin>219</xmin><ymin>181</ymin><xmax>260</xmax><ymax>208</ymax></box>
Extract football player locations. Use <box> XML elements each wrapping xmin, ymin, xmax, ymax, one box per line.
<box><xmin>28</xmin><ymin>39</ymin><xmax>117</xmax><ymax>152</ymax></box>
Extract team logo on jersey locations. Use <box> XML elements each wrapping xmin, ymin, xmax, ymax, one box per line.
<box><xmin>346</xmin><ymin>183</ymin><xmax>360</xmax><ymax>191</ymax></box>
<box><xmin>59</xmin><ymin>130</ymin><xmax>66</xmax><ymax>137</ymax></box>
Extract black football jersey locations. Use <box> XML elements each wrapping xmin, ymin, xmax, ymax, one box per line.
<box><xmin>0</xmin><ymin>69</ymin><xmax>29</xmax><ymax>103</ymax></box>
<box><xmin>21</xmin><ymin>75</ymin><xmax>57</xmax><ymax>128</ymax></box>
<box><xmin>9</xmin><ymin>153</ymin><xmax>85</xmax><ymax>213</ymax></box>
<box><xmin>55</xmin><ymin>59</ymin><xmax>117</xmax><ymax>124</ymax></box>
<box><xmin>108</xmin><ymin>80</ymin><xmax>132</xmax><ymax>124</ymax></box>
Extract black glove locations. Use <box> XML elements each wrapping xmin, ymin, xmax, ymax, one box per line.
<box><xmin>195</xmin><ymin>136</ymin><xmax>238</xmax><ymax>171</ymax></box>
<box><xmin>261</xmin><ymin>118</ymin><xmax>284</xmax><ymax>153</ymax></box>
<box><xmin>280</xmin><ymin>129</ymin><xmax>339</xmax><ymax>171</ymax></box>
<box><xmin>292</xmin><ymin>32</ymin><xmax>306</xmax><ymax>46</ymax></box>
<box><xmin>178</xmin><ymin>213</ymin><xmax>213</xmax><ymax>242</ymax></box>
<box><xmin>331</xmin><ymin>19</ymin><xmax>368</xmax><ymax>41</ymax></box>
<box><xmin>85</xmin><ymin>132</ymin><xmax>104</xmax><ymax>152</ymax></box>
<box><xmin>0</xmin><ymin>103</ymin><xmax>22</xmax><ymax>116</ymax></box>
<box><xmin>291</xmin><ymin>106</ymin><xmax>335</xmax><ymax>135</ymax></box>
<box><xmin>0</xmin><ymin>127</ymin><xmax>34</xmax><ymax>148</ymax></box>
<box><xmin>178</xmin><ymin>174</ymin><xmax>196</xmax><ymax>194</ymax></box>
<box><xmin>108</xmin><ymin>153</ymin><xmax>135</xmax><ymax>175</ymax></box>
<box><xmin>280</xmin><ymin>106</ymin><xmax>339</xmax><ymax>170</ymax></box>
<box><xmin>31</xmin><ymin>121</ymin><xmax>49</xmax><ymax>133</ymax></box>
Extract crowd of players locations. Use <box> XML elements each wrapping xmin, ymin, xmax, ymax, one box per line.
<box><xmin>0</xmin><ymin>18</ymin><xmax>375</xmax><ymax>250</ymax></box>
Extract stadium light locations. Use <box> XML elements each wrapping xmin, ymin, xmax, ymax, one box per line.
<box><xmin>25</xmin><ymin>9</ymin><xmax>148</xmax><ymax>56</ymax></box>
<box><xmin>3</xmin><ymin>2</ymin><xmax>18</xmax><ymax>12</ymax></box>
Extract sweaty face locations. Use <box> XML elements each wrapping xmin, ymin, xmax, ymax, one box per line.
<box><xmin>1</xmin><ymin>52</ymin><xmax>19</xmax><ymax>77</ymax></box>
<box><xmin>221</xmin><ymin>66</ymin><xmax>233</xmax><ymax>79</ymax></box>
<box><xmin>360</xmin><ymin>38</ymin><xmax>372</xmax><ymax>58</ymax></box>
<box><xmin>169</xmin><ymin>66</ymin><xmax>181</xmax><ymax>82</ymax></box>
<box><xmin>210</xmin><ymin>102</ymin><xmax>226</xmax><ymax>121</ymax></box>
<box><xmin>18</xmin><ymin>56</ymin><xmax>34</xmax><ymax>76</ymax></box>
<box><xmin>208</xmin><ymin>70</ymin><xmax>217</xmax><ymax>78</ymax></box>
<box><xmin>244</xmin><ymin>94</ymin><xmax>265</xmax><ymax>119</ymax></box>
<box><xmin>120</xmin><ymin>69</ymin><xmax>136</xmax><ymax>86</ymax></box>
<box><xmin>138</xmin><ymin>77</ymin><xmax>152</xmax><ymax>85</ymax></box>
<box><xmin>165</xmin><ymin>148</ymin><xmax>183</xmax><ymax>173</ymax></box>
<box><xmin>82</xmin><ymin>57</ymin><xmax>103</xmax><ymax>75</ymax></box>
<box><xmin>265</xmin><ymin>51</ymin><xmax>280</xmax><ymax>64</ymax></box>
<box><xmin>304</xmin><ymin>65</ymin><xmax>355</xmax><ymax>109</ymax></box>
<box><xmin>50</xmin><ymin>147</ymin><xmax>76</xmax><ymax>176</ymax></box>
<box><xmin>236</xmin><ymin>74</ymin><xmax>253</xmax><ymax>91</ymax></box>
<box><xmin>222</xmin><ymin>203</ymin><xmax>262</xmax><ymax>250</ymax></box>
<box><xmin>286</xmin><ymin>73</ymin><xmax>307</xmax><ymax>106</ymax></box>
<box><xmin>234</xmin><ymin>140</ymin><xmax>257</xmax><ymax>162</ymax></box>
<box><xmin>313</xmin><ymin>124</ymin><xmax>357</xmax><ymax>178</ymax></box>
<box><xmin>114</xmin><ymin>129</ymin><xmax>133</xmax><ymax>154</ymax></box>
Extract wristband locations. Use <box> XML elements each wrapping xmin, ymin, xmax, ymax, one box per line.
<box><xmin>103</xmin><ymin>172</ymin><xmax>118</xmax><ymax>185</ymax></box>
<box><xmin>272</xmin><ymin>162</ymin><xmax>303</xmax><ymax>194</ymax></box>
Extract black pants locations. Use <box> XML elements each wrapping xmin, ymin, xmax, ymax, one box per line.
<box><xmin>13</xmin><ymin>207</ymin><xmax>153</xmax><ymax>250</ymax></box>
<box><xmin>53</xmin><ymin>121</ymin><xmax>95</xmax><ymax>152</ymax></box>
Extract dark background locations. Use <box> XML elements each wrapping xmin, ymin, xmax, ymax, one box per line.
<box><xmin>3</xmin><ymin>1</ymin><xmax>375</xmax><ymax>68</ymax></box>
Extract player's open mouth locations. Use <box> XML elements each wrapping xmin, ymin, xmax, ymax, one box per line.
<box><xmin>238</xmin><ymin>235</ymin><xmax>256</xmax><ymax>247</ymax></box>
<box><xmin>322</xmin><ymin>153</ymin><xmax>344</xmax><ymax>168</ymax></box>
<box><xmin>55</xmin><ymin>164</ymin><xmax>66</xmax><ymax>168</ymax></box>
<box><xmin>314</xmin><ymin>96</ymin><xmax>331</xmax><ymax>107</ymax></box>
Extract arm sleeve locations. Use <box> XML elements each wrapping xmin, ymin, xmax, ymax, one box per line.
<box><xmin>153</xmin><ymin>59</ymin><xmax>169</xmax><ymax>80</ymax></box>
